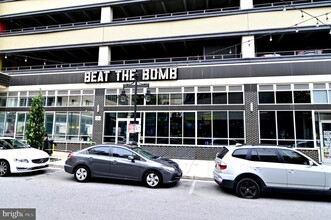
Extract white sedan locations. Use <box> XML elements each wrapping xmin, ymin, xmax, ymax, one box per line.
<box><xmin>0</xmin><ymin>137</ymin><xmax>49</xmax><ymax>176</ymax></box>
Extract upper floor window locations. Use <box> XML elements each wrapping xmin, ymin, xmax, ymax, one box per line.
<box><xmin>259</xmin><ymin>84</ymin><xmax>312</xmax><ymax>104</ymax></box>
<box><xmin>104</xmin><ymin>85</ymin><xmax>244</xmax><ymax>106</ymax></box>
<box><xmin>0</xmin><ymin>90</ymin><xmax>94</xmax><ymax>107</ymax></box>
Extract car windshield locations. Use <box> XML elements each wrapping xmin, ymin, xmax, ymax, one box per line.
<box><xmin>131</xmin><ymin>147</ymin><xmax>160</xmax><ymax>159</ymax></box>
<box><xmin>0</xmin><ymin>139</ymin><xmax>30</xmax><ymax>149</ymax></box>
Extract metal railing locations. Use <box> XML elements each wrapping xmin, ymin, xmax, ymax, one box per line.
<box><xmin>0</xmin><ymin>0</ymin><xmax>328</xmax><ymax>35</ymax></box>
<box><xmin>2</xmin><ymin>48</ymin><xmax>331</xmax><ymax>72</ymax></box>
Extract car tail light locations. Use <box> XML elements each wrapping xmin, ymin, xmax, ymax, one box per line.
<box><xmin>67</xmin><ymin>153</ymin><xmax>73</xmax><ymax>159</ymax></box>
<box><xmin>216</xmin><ymin>161</ymin><xmax>227</xmax><ymax>170</ymax></box>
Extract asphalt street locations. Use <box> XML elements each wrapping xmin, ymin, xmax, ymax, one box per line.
<box><xmin>1</xmin><ymin>168</ymin><xmax>331</xmax><ymax>220</ymax></box>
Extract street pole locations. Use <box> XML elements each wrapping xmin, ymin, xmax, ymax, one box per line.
<box><xmin>119</xmin><ymin>73</ymin><xmax>151</xmax><ymax>145</ymax></box>
<box><xmin>133</xmin><ymin>74</ymin><xmax>138</xmax><ymax>144</ymax></box>
<box><xmin>133</xmin><ymin>74</ymin><xmax>138</xmax><ymax>125</ymax></box>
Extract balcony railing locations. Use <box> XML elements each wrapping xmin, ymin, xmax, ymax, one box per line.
<box><xmin>0</xmin><ymin>0</ymin><xmax>328</xmax><ymax>35</ymax></box>
<box><xmin>2</xmin><ymin>48</ymin><xmax>331</xmax><ymax>73</ymax></box>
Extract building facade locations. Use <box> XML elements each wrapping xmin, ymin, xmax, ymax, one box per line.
<box><xmin>0</xmin><ymin>0</ymin><xmax>330</xmax><ymax>162</ymax></box>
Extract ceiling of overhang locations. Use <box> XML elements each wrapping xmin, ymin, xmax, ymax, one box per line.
<box><xmin>2</xmin><ymin>0</ymin><xmax>241</xmax><ymax>30</ymax></box>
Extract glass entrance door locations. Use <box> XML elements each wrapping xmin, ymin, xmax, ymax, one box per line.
<box><xmin>116</xmin><ymin>119</ymin><xmax>140</xmax><ymax>144</ymax></box>
<box><xmin>320</xmin><ymin>121</ymin><xmax>331</xmax><ymax>164</ymax></box>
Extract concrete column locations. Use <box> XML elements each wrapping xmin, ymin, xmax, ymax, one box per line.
<box><xmin>98</xmin><ymin>46</ymin><xmax>111</xmax><ymax>66</ymax></box>
<box><xmin>100</xmin><ymin>7</ymin><xmax>113</xmax><ymax>23</ymax></box>
<box><xmin>98</xmin><ymin>7</ymin><xmax>113</xmax><ymax>66</ymax></box>
<box><xmin>241</xmin><ymin>36</ymin><xmax>255</xmax><ymax>58</ymax></box>
<box><xmin>240</xmin><ymin>0</ymin><xmax>253</xmax><ymax>9</ymax></box>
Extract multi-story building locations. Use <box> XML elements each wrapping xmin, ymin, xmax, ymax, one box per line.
<box><xmin>0</xmin><ymin>0</ymin><xmax>330</xmax><ymax>162</ymax></box>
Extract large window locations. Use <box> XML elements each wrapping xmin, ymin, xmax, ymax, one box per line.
<box><xmin>0</xmin><ymin>90</ymin><xmax>95</xmax><ymax>107</ymax></box>
<box><xmin>260</xmin><ymin>111</ymin><xmax>313</xmax><ymax>147</ymax></box>
<box><xmin>258</xmin><ymin>83</ymin><xmax>331</xmax><ymax>104</ymax></box>
<box><xmin>105</xmin><ymin>86</ymin><xmax>244</xmax><ymax>106</ymax></box>
<box><xmin>114</xmin><ymin>110</ymin><xmax>245</xmax><ymax>146</ymax></box>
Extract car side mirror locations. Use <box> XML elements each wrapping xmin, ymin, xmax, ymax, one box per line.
<box><xmin>308</xmin><ymin>160</ymin><xmax>315</xmax><ymax>167</ymax></box>
<box><xmin>128</xmin><ymin>155</ymin><xmax>135</xmax><ymax>162</ymax></box>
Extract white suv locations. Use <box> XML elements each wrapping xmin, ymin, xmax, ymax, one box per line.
<box><xmin>213</xmin><ymin>144</ymin><xmax>331</xmax><ymax>199</ymax></box>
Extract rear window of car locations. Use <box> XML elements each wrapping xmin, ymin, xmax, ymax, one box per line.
<box><xmin>216</xmin><ymin>147</ymin><xmax>229</xmax><ymax>159</ymax></box>
<box><xmin>232</xmin><ymin>148</ymin><xmax>249</xmax><ymax>159</ymax></box>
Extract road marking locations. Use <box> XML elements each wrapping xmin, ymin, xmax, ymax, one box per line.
<box><xmin>189</xmin><ymin>180</ymin><xmax>196</xmax><ymax>195</ymax></box>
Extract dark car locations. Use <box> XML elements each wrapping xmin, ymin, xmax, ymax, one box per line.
<box><xmin>64</xmin><ymin>144</ymin><xmax>182</xmax><ymax>187</ymax></box>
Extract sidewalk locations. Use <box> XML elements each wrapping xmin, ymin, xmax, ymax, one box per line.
<box><xmin>49</xmin><ymin>151</ymin><xmax>215</xmax><ymax>181</ymax></box>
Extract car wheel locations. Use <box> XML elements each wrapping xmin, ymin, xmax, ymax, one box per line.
<box><xmin>235</xmin><ymin>178</ymin><xmax>260</xmax><ymax>199</ymax></box>
<box><xmin>144</xmin><ymin>171</ymin><xmax>162</xmax><ymax>188</ymax></box>
<box><xmin>0</xmin><ymin>160</ymin><xmax>10</xmax><ymax>177</ymax></box>
<box><xmin>74</xmin><ymin>166</ymin><xmax>90</xmax><ymax>182</ymax></box>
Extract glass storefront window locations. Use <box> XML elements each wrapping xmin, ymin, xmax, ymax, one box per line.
<box><xmin>4</xmin><ymin>112</ymin><xmax>15</xmax><ymax>137</ymax></box>
<box><xmin>0</xmin><ymin>112</ymin><xmax>5</xmax><ymax>136</ymax></box>
<box><xmin>54</xmin><ymin>113</ymin><xmax>67</xmax><ymax>140</ymax></box>
<box><xmin>80</xmin><ymin>112</ymin><xmax>93</xmax><ymax>141</ymax></box>
<box><xmin>277</xmin><ymin>111</ymin><xmax>294</xmax><ymax>139</ymax></box>
<box><xmin>260</xmin><ymin>111</ymin><xmax>276</xmax><ymax>139</ymax></box>
<box><xmin>67</xmin><ymin>113</ymin><xmax>79</xmax><ymax>140</ymax></box>
<box><xmin>295</xmin><ymin>111</ymin><xmax>313</xmax><ymax>139</ymax></box>
<box><xmin>213</xmin><ymin>112</ymin><xmax>227</xmax><ymax>138</ymax></box>
<box><xmin>45</xmin><ymin>113</ymin><xmax>54</xmax><ymax>136</ymax></box>
<box><xmin>104</xmin><ymin>113</ymin><xmax>116</xmax><ymax>142</ymax></box>
<box><xmin>184</xmin><ymin>112</ymin><xmax>195</xmax><ymax>138</ymax></box>
<box><xmin>229</xmin><ymin>112</ymin><xmax>244</xmax><ymax>138</ymax></box>
<box><xmin>157</xmin><ymin>113</ymin><xmax>169</xmax><ymax>137</ymax></box>
<box><xmin>197</xmin><ymin>111</ymin><xmax>212</xmax><ymax>145</ymax></box>
<box><xmin>170</xmin><ymin>112</ymin><xmax>182</xmax><ymax>137</ymax></box>
<box><xmin>145</xmin><ymin>113</ymin><xmax>156</xmax><ymax>137</ymax></box>
<box><xmin>16</xmin><ymin>113</ymin><xmax>26</xmax><ymax>137</ymax></box>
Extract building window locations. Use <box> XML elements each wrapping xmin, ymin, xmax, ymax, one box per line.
<box><xmin>213</xmin><ymin>93</ymin><xmax>227</xmax><ymax>104</ymax></box>
<box><xmin>259</xmin><ymin>110</ymin><xmax>314</xmax><ymax>147</ymax></box>
<box><xmin>183</xmin><ymin>93</ymin><xmax>195</xmax><ymax>105</ymax></box>
<box><xmin>260</xmin><ymin>111</ymin><xmax>276</xmax><ymax>139</ymax></box>
<box><xmin>197</xmin><ymin>111</ymin><xmax>212</xmax><ymax>145</ymax></box>
<box><xmin>158</xmin><ymin>94</ymin><xmax>169</xmax><ymax>105</ymax></box>
<box><xmin>259</xmin><ymin>84</ymin><xmax>315</xmax><ymax>105</ymax></box>
<box><xmin>16</xmin><ymin>113</ymin><xmax>26</xmax><ymax>138</ymax></box>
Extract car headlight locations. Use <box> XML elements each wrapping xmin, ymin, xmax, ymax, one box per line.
<box><xmin>163</xmin><ymin>166</ymin><xmax>176</xmax><ymax>172</ymax></box>
<box><xmin>14</xmin><ymin>158</ymin><xmax>29</xmax><ymax>163</ymax></box>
